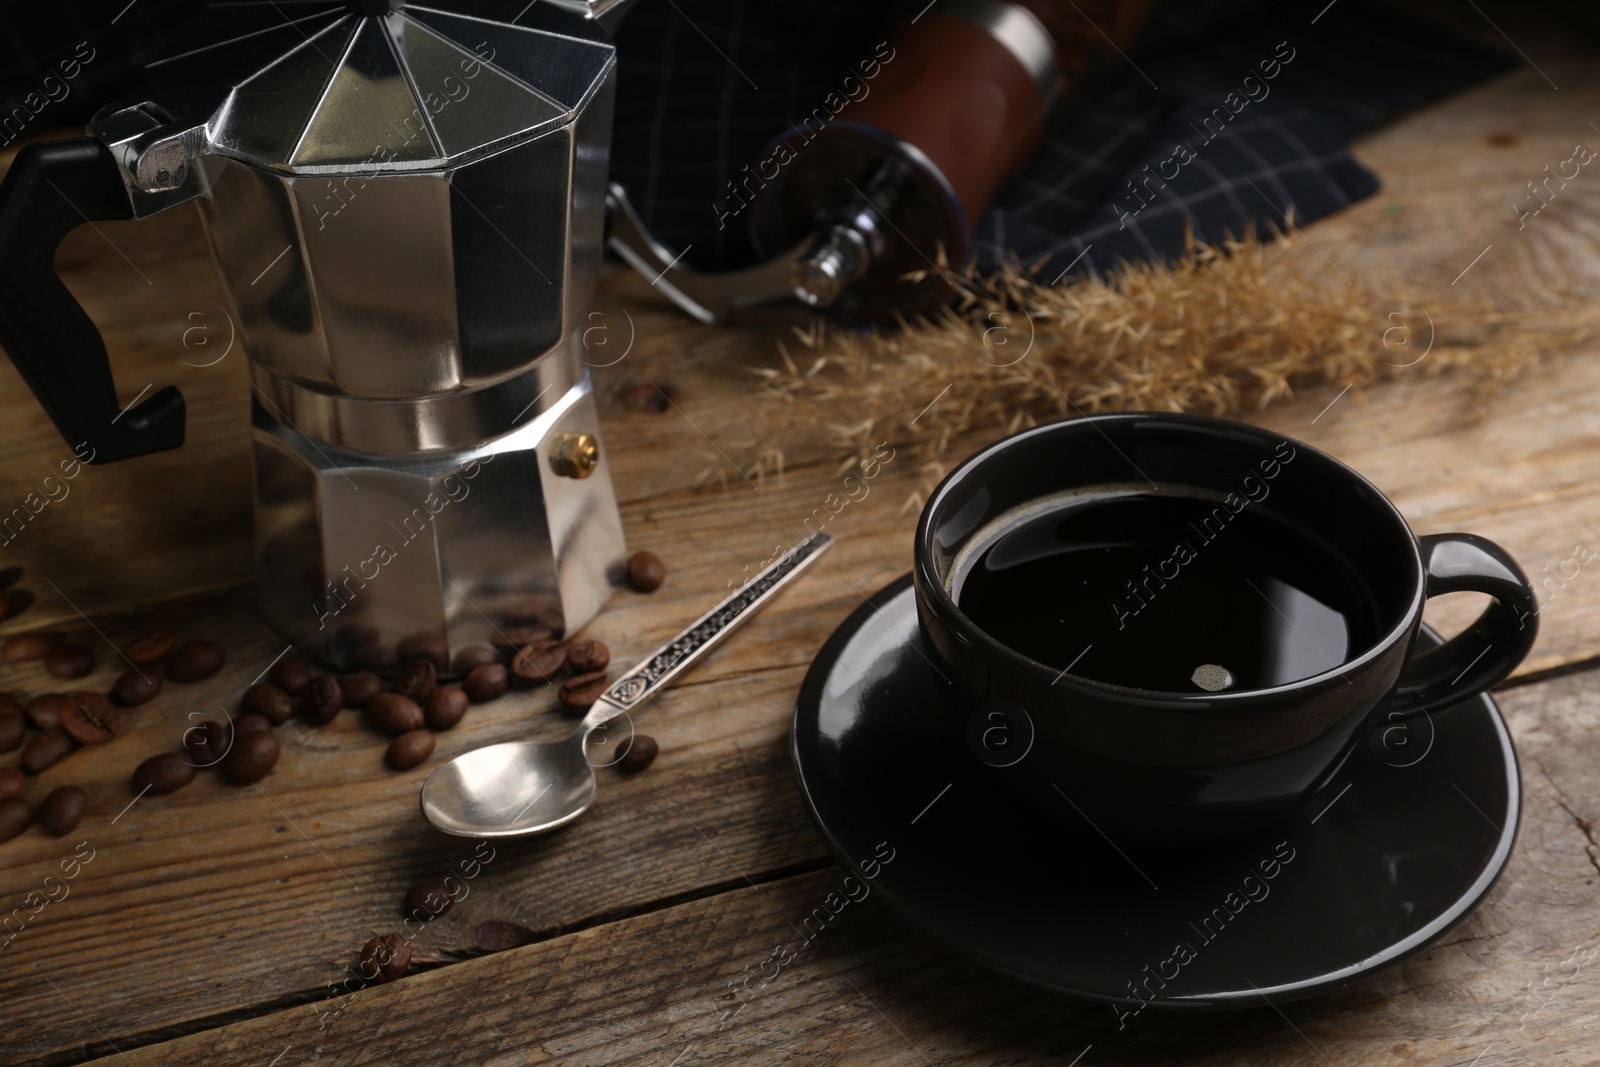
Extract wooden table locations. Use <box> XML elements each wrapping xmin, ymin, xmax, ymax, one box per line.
<box><xmin>5</xmin><ymin>19</ymin><xmax>1600</xmax><ymax>1067</ymax></box>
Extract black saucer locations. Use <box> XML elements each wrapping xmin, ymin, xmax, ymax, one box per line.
<box><xmin>792</xmin><ymin>574</ymin><xmax>1520</xmax><ymax>1009</ymax></box>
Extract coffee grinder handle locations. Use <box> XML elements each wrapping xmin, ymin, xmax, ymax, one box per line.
<box><xmin>0</xmin><ymin>137</ymin><xmax>185</xmax><ymax>464</ymax></box>
<box><xmin>1389</xmin><ymin>533</ymin><xmax>1539</xmax><ymax>715</ymax></box>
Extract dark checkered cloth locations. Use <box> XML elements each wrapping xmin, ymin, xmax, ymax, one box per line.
<box><xmin>608</xmin><ymin>0</ymin><xmax>1515</xmax><ymax>280</ymax></box>
<box><xmin>1</xmin><ymin>1</ymin><xmax>1514</xmax><ymax>283</ymax></box>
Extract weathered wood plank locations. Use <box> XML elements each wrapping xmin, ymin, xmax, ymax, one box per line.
<box><xmin>42</xmin><ymin>666</ymin><xmax>1600</xmax><ymax>1067</ymax></box>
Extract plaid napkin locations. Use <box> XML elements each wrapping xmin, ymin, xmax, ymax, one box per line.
<box><xmin>609</xmin><ymin>0</ymin><xmax>1515</xmax><ymax>280</ymax></box>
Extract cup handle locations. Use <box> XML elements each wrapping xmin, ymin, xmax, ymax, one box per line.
<box><xmin>1388</xmin><ymin>533</ymin><xmax>1538</xmax><ymax>715</ymax></box>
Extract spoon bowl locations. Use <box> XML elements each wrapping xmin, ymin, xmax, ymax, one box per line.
<box><xmin>421</xmin><ymin>732</ymin><xmax>597</xmax><ymax>838</ymax></box>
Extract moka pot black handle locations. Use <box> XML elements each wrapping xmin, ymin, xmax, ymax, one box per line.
<box><xmin>0</xmin><ymin>136</ymin><xmax>185</xmax><ymax>463</ymax></box>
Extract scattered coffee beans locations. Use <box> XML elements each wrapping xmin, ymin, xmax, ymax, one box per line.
<box><xmin>242</xmin><ymin>683</ymin><xmax>295</xmax><ymax>724</ymax></box>
<box><xmin>0</xmin><ymin>767</ymin><xmax>24</xmax><ymax>800</ymax></box>
<box><xmin>183</xmin><ymin>720</ymin><xmax>229</xmax><ymax>765</ymax></box>
<box><xmin>223</xmin><ymin>730</ymin><xmax>280</xmax><ymax>784</ymax></box>
<box><xmin>60</xmin><ymin>692</ymin><xmax>120</xmax><ymax>745</ymax></box>
<box><xmin>269</xmin><ymin>656</ymin><xmax>312</xmax><ymax>695</ymax></box>
<box><xmin>20</xmin><ymin>729</ymin><xmax>74</xmax><ymax>774</ymax></box>
<box><xmin>338</xmin><ymin>672</ymin><xmax>383</xmax><ymax>709</ymax></box>
<box><xmin>38</xmin><ymin>785</ymin><xmax>87</xmax><ymax>836</ymax></box>
<box><xmin>510</xmin><ymin>641</ymin><xmax>565</xmax><ymax>687</ymax></box>
<box><xmin>45</xmin><ymin>642</ymin><xmax>94</xmax><ymax>679</ymax></box>
<box><xmin>558</xmin><ymin>671</ymin><xmax>609</xmax><ymax>710</ymax></box>
<box><xmin>451</xmin><ymin>645</ymin><xmax>498</xmax><ymax>675</ymax></box>
<box><xmin>25</xmin><ymin>693</ymin><xmax>66</xmax><ymax>731</ymax></box>
<box><xmin>564</xmin><ymin>639</ymin><xmax>610</xmax><ymax>674</ymax></box>
<box><xmin>462</xmin><ymin>663</ymin><xmax>509</xmax><ymax>704</ymax></box>
<box><xmin>490</xmin><ymin>626</ymin><xmax>551</xmax><ymax>655</ymax></box>
<box><xmin>121</xmin><ymin>628</ymin><xmax>175</xmax><ymax>666</ymax></box>
<box><xmin>358</xmin><ymin>933</ymin><xmax>411</xmax><ymax>983</ymax></box>
<box><xmin>365</xmin><ymin>693</ymin><xmax>424</xmax><ymax>735</ymax></box>
<box><xmin>626</xmin><ymin>550</ymin><xmax>666</xmax><ymax>593</ymax></box>
<box><xmin>386</xmin><ymin>730</ymin><xmax>435</xmax><ymax>771</ymax></box>
<box><xmin>167</xmin><ymin>640</ymin><xmax>225</xmax><ymax>682</ymax></box>
<box><xmin>0</xmin><ymin>702</ymin><xmax>21</xmax><ymax>754</ymax></box>
<box><xmin>474</xmin><ymin>920</ymin><xmax>537</xmax><ymax>953</ymax></box>
<box><xmin>397</xmin><ymin>632</ymin><xmax>448</xmax><ymax>672</ymax></box>
<box><xmin>617</xmin><ymin>734</ymin><xmax>659</xmax><ymax>774</ymax></box>
<box><xmin>134</xmin><ymin>752</ymin><xmax>196</xmax><ymax>795</ymax></box>
<box><xmin>0</xmin><ymin>798</ymin><xmax>31</xmax><ymax>843</ymax></box>
<box><xmin>424</xmin><ymin>687</ymin><xmax>468</xmax><ymax>731</ymax></box>
<box><xmin>393</xmin><ymin>658</ymin><xmax>437</xmax><ymax>703</ymax></box>
<box><xmin>403</xmin><ymin>878</ymin><xmax>455</xmax><ymax>921</ymax></box>
<box><xmin>2</xmin><ymin>633</ymin><xmax>53</xmax><ymax>661</ymax></box>
<box><xmin>112</xmin><ymin>669</ymin><xmax>162</xmax><ymax>707</ymax></box>
<box><xmin>300</xmin><ymin>674</ymin><xmax>343</xmax><ymax>726</ymax></box>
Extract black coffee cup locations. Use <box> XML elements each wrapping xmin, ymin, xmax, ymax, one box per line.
<box><xmin>913</xmin><ymin>413</ymin><xmax>1537</xmax><ymax>845</ymax></box>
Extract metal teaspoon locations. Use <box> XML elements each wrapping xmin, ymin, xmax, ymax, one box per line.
<box><xmin>420</xmin><ymin>533</ymin><xmax>833</xmax><ymax>838</ymax></box>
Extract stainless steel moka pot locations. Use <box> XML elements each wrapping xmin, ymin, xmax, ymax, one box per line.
<box><xmin>0</xmin><ymin>0</ymin><xmax>638</xmax><ymax>669</ymax></box>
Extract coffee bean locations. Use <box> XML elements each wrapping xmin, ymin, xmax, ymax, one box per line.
<box><xmin>268</xmin><ymin>656</ymin><xmax>312</xmax><ymax>695</ymax></box>
<box><xmin>451</xmin><ymin>645</ymin><xmax>498</xmax><ymax>676</ymax></box>
<box><xmin>564</xmin><ymin>639</ymin><xmax>610</xmax><ymax>674</ymax></box>
<box><xmin>626</xmin><ymin>550</ymin><xmax>666</xmax><ymax>593</ymax></box>
<box><xmin>2</xmin><ymin>633</ymin><xmax>54</xmax><ymax>661</ymax></box>
<box><xmin>134</xmin><ymin>752</ymin><xmax>195</xmax><ymax>795</ymax></box>
<box><xmin>45</xmin><ymin>643</ymin><xmax>94</xmax><ymax>679</ymax></box>
<box><xmin>364</xmin><ymin>693</ymin><xmax>423</xmax><ymax>735</ymax></box>
<box><xmin>300</xmin><ymin>674</ymin><xmax>343</xmax><ymax>726</ymax></box>
<box><xmin>38</xmin><ymin>785</ymin><xmax>87</xmax><ymax>836</ymax></box>
<box><xmin>402</xmin><ymin>878</ymin><xmax>455</xmax><ymax>921</ymax></box>
<box><xmin>393</xmin><ymin>658</ymin><xmax>437</xmax><ymax>703</ymax></box>
<box><xmin>183</xmin><ymin>720</ymin><xmax>229</xmax><ymax>766</ymax></box>
<box><xmin>0</xmin><ymin>767</ymin><xmax>24</xmax><ymax>800</ymax></box>
<box><xmin>241</xmin><ymin>683</ymin><xmax>294</xmax><ymax>724</ymax></box>
<box><xmin>61</xmin><ymin>692</ymin><xmax>120</xmax><ymax>744</ymax></box>
<box><xmin>474</xmin><ymin>920</ymin><xmax>537</xmax><ymax>953</ymax></box>
<box><xmin>223</xmin><ymin>730</ymin><xmax>280</xmax><ymax>784</ymax></box>
<box><xmin>510</xmin><ymin>641</ymin><xmax>565</xmax><ymax>687</ymax></box>
<box><xmin>167</xmin><ymin>640</ymin><xmax>225</xmax><ymax>682</ymax></box>
<box><xmin>617</xmin><ymin>734</ymin><xmax>659</xmax><ymax>774</ymax></box>
<box><xmin>462</xmin><ymin>663</ymin><xmax>509</xmax><ymax>704</ymax></box>
<box><xmin>1</xmin><ymin>588</ymin><xmax>34</xmax><ymax>620</ymax></box>
<box><xmin>558</xmin><ymin>671</ymin><xmax>609</xmax><ymax>710</ymax></box>
<box><xmin>20</xmin><ymin>729</ymin><xmax>74</xmax><ymax>774</ymax></box>
<box><xmin>0</xmin><ymin>798</ymin><xmax>31</xmax><ymax>843</ymax></box>
<box><xmin>0</xmin><ymin>701</ymin><xmax>21</xmax><ymax>755</ymax></box>
<box><xmin>234</xmin><ymin>713</ymin><xmax>272</xmax><ymax>735</ymax></box>
<box><xmin>621</xmin><ymin>382</ymin><xmax>672</xmax><ymax>414</ymax></box>
<box><xmin>424</xmin><ymin>687</ymin><xmax>468</xmax><ymax>731</ymax></box>
<box><xmin>112</xmin><ymin>669</ymin><xmax>162</xmax><ymax>707</ymax></box>
<box><xmin>386</xmin><ymin>730</ymin><xmax>435</xmax><ymax>771</ymax></box>
<box><xmin>353</xmin><ymin>642</ymin><xmax>398</xmax><ymax>671</ymax></box>
<box><xmin>490</xmin><ymin>626</ymin><xmax>551</xmax><ymax>655</ymax></box>
<box><xmin>121</xmin><ymin>628</ymin><xmax>175</xmax><ymax>665</ymax></box>
<box><xmin>397</xmin><ymin>632</ymin><xmax>448</xmax><ymax>672</ymax></box>
<box><xmin>338</xmin><ymin>672</ymin><xmax>384</xmax><ymax>709</ymax></box>
<box><xmin>358</xmin><ymin>933</ymin><xmax>411</xmax><ymax>983</ymax></box>
<box><xmin>25</xmin><ymin>693</ymin><xmax>66</xmax><ymax>731</ymax></box>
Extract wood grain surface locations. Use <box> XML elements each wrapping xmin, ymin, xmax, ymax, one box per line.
<box><xmin>1</xmin><ymin>6</ymin><xmax>1599</xmax><ymax>1067</ymax></box>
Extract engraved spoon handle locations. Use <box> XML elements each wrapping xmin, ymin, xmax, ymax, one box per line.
<box><xmin>580</xmin><ymin>533</ymin><xmax>833</xmax><ymax>732</ymax></box>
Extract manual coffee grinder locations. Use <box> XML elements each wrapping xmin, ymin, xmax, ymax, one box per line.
<box><xmin>0</xmin><ymin>0</ymin><xmax>633</xmax><ymax>669</ymax></box>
